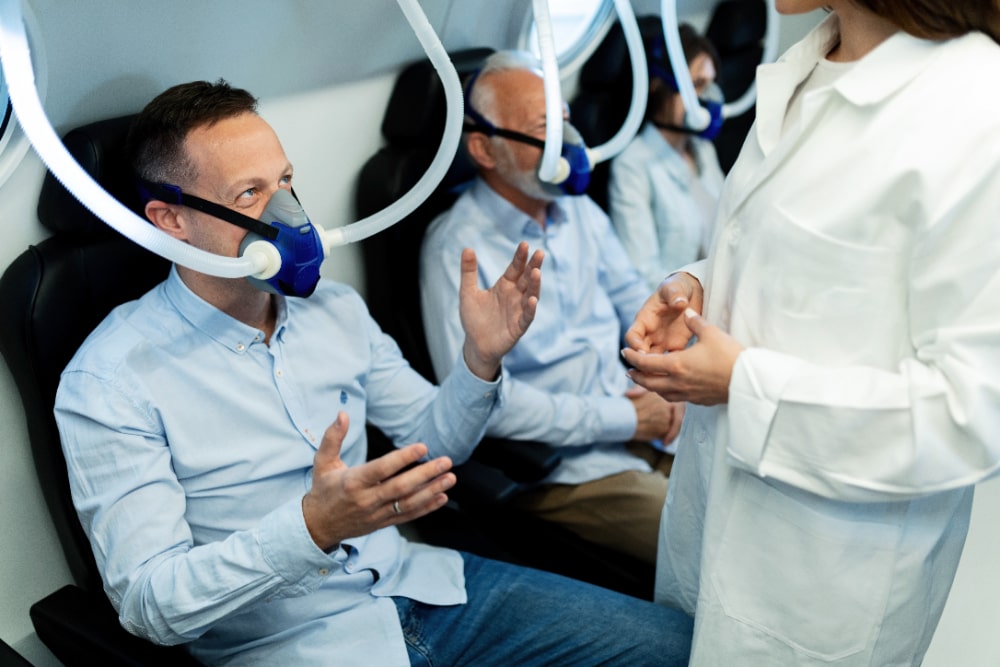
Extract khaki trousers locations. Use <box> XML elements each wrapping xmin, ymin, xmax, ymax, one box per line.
<box><xmin>509</xmin><ymin>443</ymin><xmax>673</xmax><ymax>565</ymax></box>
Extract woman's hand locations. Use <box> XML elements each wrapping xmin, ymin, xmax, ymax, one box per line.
<box><xmin>623</xmin><ymin>309</ymin><xmax>743</xmax><ymax>406</ymax></box>
<box><xmin>625</xmin><ymin>272</ymin><xmax>704</xmax><ymax>354</ymax></box>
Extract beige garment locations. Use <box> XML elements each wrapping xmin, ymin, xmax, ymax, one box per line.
<box><xmin>510</xmin><ymin>443</ymin><xmax>672</xmax><ymax>565</ymax></box>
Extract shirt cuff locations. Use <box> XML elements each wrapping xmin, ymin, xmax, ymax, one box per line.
<box><xmin>672</xmin><ymin>259</ymin><xmax>707</xmax><ymax>288</ymax></box>
<box><xmin>726</xmin><ymin>347</ymin><xmax>799</xmax><ymax>473</ymax></box>
<box><xmin>258</xmin><ymin>497</ymin><xmax>345</xmax><ymax>597</ymax></box>
<box><xmin>597</xmin><ymin>396</ymin><xmax>638</xmax><ymax>443</ymax></box>
<box><xmin>454</xmin><ymin>351</ymin><xmax>504</xmax><ymax>408</ymax></box>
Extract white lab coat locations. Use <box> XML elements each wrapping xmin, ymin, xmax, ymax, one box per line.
<box><xmin>656</xmin><ymin>15</ymin><xmax>1000</xmax><ymax>665</ymax></box>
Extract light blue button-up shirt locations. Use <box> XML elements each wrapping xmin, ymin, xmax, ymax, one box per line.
<box><xmin>420</xmin><ymin>179</ymin><xmax>653</xmax><ymax>485</ymax></box>
<box><xmin>54</xmin><ymin>267</ymin><xmax>502</xmax><ymax>666</ymax></box>
<box><xmin>608</xmin><ymin>122</ymin><xmax>724</xmax><ymax>290</ymax></box>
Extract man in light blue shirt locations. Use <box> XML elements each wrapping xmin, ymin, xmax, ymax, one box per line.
<box><xmin>421</xmin><ymin>52</ymin><xmax>684</xmax><ymax>566</ymax></box>
<box><xmin>54</xmin><ymin>80</ymin><xmax>693</xmax><ymax>665</ymax></box>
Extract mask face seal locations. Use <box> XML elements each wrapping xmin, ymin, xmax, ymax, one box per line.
<box><xmin>647</xmin><ymin>35</ymin><xmax>725</xmax><ymax>141</ymax></box>
<box><xmin>651</xmin><ymin>82</ymin><xmax>724</xmax><ymax>140</ymax></box>
<box><xmin>555</xmin><ymin>122</ymin><xmax>592</xmax><ymax>195</ymax></box>
<box><xmin>238</xmin><ymin>189</ymin><xmax>324</xmax><ymax>297</ymax></box>
<box><xmin>137</xmin><ymin>180</ymin><xmax>325</xmax><ymax>297</ymax></box>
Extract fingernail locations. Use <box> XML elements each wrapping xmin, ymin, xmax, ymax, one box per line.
<box><xmin>685</xmin><ymin>308</ymin><xmax>698</xmax><ymax>318</ymax></box>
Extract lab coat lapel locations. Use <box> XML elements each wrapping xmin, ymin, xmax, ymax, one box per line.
<box><xmin>725</xmin><ymin>16</ymin><xmax>937</xmax><ymax>218</ymax></box>
<box><xmin>725</xmin><ymin>16</ymin><xmax>841</xmax><ymax>215</ymax></box>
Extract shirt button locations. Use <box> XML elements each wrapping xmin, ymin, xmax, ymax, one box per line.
<box><xmin>728</xmin><ymin>226</ymin><xmax>742</xmax><ymax>246</ymax></box>
<box><xmin>318</xmin><ymin>568</ymin><xmax>328</xmax><ymax>576</ymax></box>
<box><xmin>236</xmin><ymin>343</ymin><xmax>245</xmax><ymax>352</ymax></box>
<box><xmin>276</xmin><ymin>369</ymin><xmax>283</xmax><ymax>377</ymax></box>
<box><xmin>483</xmin><ymin>391</ymin><xmax>493</xmax><ymax>399</ymax></box>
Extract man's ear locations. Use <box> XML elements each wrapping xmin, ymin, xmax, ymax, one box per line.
<box><xmin>465</xmin><ymin>133</ymin><xmax>497</xmax><ymax>171</ymax></box>
<box><xmin>144</xmin><ymin>200</ymin><xmax>187</xmax><ymax>240</ymax></box>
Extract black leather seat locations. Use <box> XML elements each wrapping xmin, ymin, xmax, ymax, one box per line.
<box><xmin>570</xmin><ymin>15</ymin><xmax>665</xmax><ymax>212</ymax></box>
<box><xmin>572</xmin><ymin>2</ymin><xmax>768</xmax><ymax>185</ymax></box>
<box><xmin>356</xmin><ymin>49</ymin><xmax>655</xmax><ymax>598</ymax></box>
<box><xmin>0</xmin><ymin>115</ymin><xmax>201</xmax><ymax>666</ymax></box>
<box><xmin>706</xmin><ymin>0</ymin><xmax>768</xmax><ymax>172</ymax></box>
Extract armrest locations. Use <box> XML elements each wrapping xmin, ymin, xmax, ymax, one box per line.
<box><xmin>449</xmin><ymin>458</ymin><xmax>520</xmax><ymax>508</ymax></box>
<box><xmin>363</xmin><ymin>424</ymin><xmax>555</xmax><ymax>505</ymax></box>
<box><xmin>471</xmin><ymin>437</ymin><xmax>562</xmax><ymax>484</ymax></box>
<box><xmin>30</xmin><ymin>584</ymin><xmax>203</xmax><ymax>667</ymax></box>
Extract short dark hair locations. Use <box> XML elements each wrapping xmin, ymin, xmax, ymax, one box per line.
<box><xmin>855</xmin><ymin>0</ymin><xmax>1000</xmax><ymax>44</ymax></box>
<box><xmin>126</xmin><ymin>79</ymin><xmax>258</xmax><ymax>188</ymax></box>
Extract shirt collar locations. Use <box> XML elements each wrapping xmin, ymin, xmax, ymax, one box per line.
<box><xmin>471</xmin><ymin>176</ymin><xmax>569</xmax><ymax>241</ymax></box>
<box><xmin>773</xmin><ymin>13</ymin><xmax>939</xmax><ymax>107</ymax></box>
<box><xmin>640</xmin><ymin>122</ymin><xmax>694</xmax><ymax>184</ymax></box>
<box><xmin>754</xmin><ymin>13</ymin><xmax>941</xmax><ymax>155</ymax></box>
<box><xmin>163</xmin><ymin>265</ymin><xmax>288</xmax><ymax>354</ymax></box>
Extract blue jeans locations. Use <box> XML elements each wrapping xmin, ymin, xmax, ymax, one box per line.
<box><xmin>393</xmin><ymin>552</ymin><xmax>692</xmax><ymax>666</ymax></box>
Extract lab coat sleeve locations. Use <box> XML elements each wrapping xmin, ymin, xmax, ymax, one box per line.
<box><xmin>725</xmin><ymin>160</ymin><xmax>1000</xmax><ymax>503</ymax></box>
<box><xmin>608</xmin><ymin>146</ymin><xmax>664</xmax><ymax>290</ymax></box>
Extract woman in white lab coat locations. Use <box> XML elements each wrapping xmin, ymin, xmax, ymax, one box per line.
<box><xmin>622</xmin><ymin>1</ymin><xmax>1000</xmax><ymax>664</ymax></box>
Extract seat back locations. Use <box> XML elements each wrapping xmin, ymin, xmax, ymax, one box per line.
<box><xmin>0</xmin><ymin>115</ymin><xmax>170</xmax><ymax>593</ymax></box>
<box><xmin>706</xmin><ymin>0</ymin><xmax>767</xmax><ymax>171</ymax></box>
<box><xmin>570</xmin><ymin>15</ymin><xmax>663</xmax><ymax>212</ymax></box>
<box><xmin>0</xmin><ymin>116</ymin><xmax>200</xmax><ymax>665</ymax></box>
<box><xmin>356</xmin><ymin>47</ymin><xmax>488</xmax><ymax>382</ymax></box>
<box><xmin>572</xmin><ymin>3</ymin><xmax>768</xmax><ymax>181</ymax></box>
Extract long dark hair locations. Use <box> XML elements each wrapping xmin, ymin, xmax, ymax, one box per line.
<box><xmin>854</xmin><ymin>0</ymin><xmax>1000</xmax><ymax>44</ymax></box>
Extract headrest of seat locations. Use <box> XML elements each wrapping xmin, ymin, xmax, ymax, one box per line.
<box><xmin>578</xmin><ymin>15</ymin><xmax>664</xmax><ymax>89</ymax></box>
<box><xmin>381</xmin><ymin>47</ymin><xmax>494</xmax><ymax>147</ymax></box>
<box><xmin>36</xmin><ymin>114</ymin><xmax>143</xmax><ymax>237</ymax></box>
<box><xmin>706</xmin><ymin>0</ymin><xmax>767</xmax><ymax>55</ymax></box>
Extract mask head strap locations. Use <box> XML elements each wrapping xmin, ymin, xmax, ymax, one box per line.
<box><xmin>647</xmin><ymin>34</ymin><xmax>678</xmax><ymax>91</ymax></box>
<box><xmin>461</xmin><ymin>68</ymin><xmax>548</xmax><ymax>151</ymax></box>
<box><xmin>136</xmin><ymin>178</ymin><xmax>280</xmax><ymax>241</ymax></box>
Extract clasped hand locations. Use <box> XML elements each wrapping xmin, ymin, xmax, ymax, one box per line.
<box><xmin>622</xmin><ymin>272</ymin><xmax>743</xmax><ymax>407</ymax></box>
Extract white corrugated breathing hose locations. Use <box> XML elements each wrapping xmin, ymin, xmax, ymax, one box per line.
<box><xmin>0</xmin><ymin>0</ymin><xmax>464</xmax><ymax>276</ymax></box>
<box><xmin>586</xmin><ymin>0</ymin><xmax>648</xmax><ymax>165</ymax></box>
